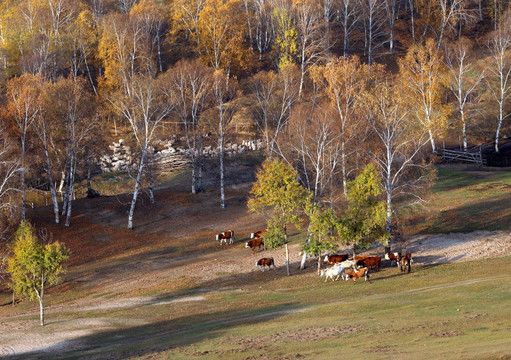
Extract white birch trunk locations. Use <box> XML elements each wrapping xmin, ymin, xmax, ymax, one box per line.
<box><xmin>219</xmin><ymin>134</ymin><xmax>225</xmax><ymax>209</ymax></box>
<box><xmin>496</xmin><ymin>100</ymin><xmax>503</xmax><ymax>153</ymax></box>
<box><xmin>36</xmin><ymin>280</ymin><xmax>44</xmax><ymax>326</ymax></box>
<box><xmin>285</xmin><ymin>243</ymin><xmax>290</xmax><ymax>276</ymax></box>
<box><xmin>20</xmin><ymin>139</ymin><xmax>26</xmax><ymax>221</ymax></box>
<box><xmin>128</xmin><ymin>150</ymin><xmax>146</xmax><ymax>230</ymax></box>
<box><xmin>65</xmin><ymin>157</ymin><xmax>76</xmax><ymax>227</ymax></box>
<box><xmin>44</xmin><ymin>148</ymin><xmax>60</xmax><ymax>224</ymax></box>
<box><xmin>428</xmin><ymin>128</ymin><xmax>436</xmax><ymax>153</ymax></box>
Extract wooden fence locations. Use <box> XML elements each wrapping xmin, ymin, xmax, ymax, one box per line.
<box><xmin>442</xmin><ymin>146</ymin><xmax>485</xmax><ymax>166</ymax></box>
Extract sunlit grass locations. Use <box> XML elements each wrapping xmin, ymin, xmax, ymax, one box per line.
<box><xmin>404</xmin><ymin>165</ymin><xmax>511</xmax><ymax>234</ymax></box>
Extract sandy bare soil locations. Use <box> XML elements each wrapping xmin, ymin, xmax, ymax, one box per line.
<box><xmin>1</xmin><ymin>229</ymin><xmax>510</xmax><ymax>358</ymax></box>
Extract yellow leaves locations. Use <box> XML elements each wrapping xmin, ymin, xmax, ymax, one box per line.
<box><xmin>248</xmin><ymin>158</ymin><xmax>311</xmax><ymax>221</ymax></box>
<box><xmin>8</xmin><ymin>221</ymin><xmax>69</xmax><ymax>301</ymax></box>
<box><xmin>272</xmin><ymin>5</ymin><xmax>298</xmax><ymax>68</ymax></box>
<box><xmin>5</xmin><ymin>73</ymin><xmax>43</xmax><ymax>135</ymax></box>
<box><xmin>131</xmin><ymin>0</ymin><xmax>159</xmax><ymax>17</ymax></box>
<box><xmin>398</xmin><ymin>38</ymin><xmax>450</xmax><ymax>137</ymax></box>
<box><xmin>315</xmin><ymin>56</ymin><xmax>366</xmax><ymax>105</ymax></box>
<box><xmin>196</xmin><ymin>0</ymin><xmax>249</xmax><ymax>73</ymax></box>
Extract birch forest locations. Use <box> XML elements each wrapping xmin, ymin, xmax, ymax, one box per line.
<box><xmin>0</xmin><ymin>0</ymin><xmax>510</xmax><ymax>234</ymax></box>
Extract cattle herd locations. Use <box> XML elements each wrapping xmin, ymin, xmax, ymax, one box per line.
<box><xmin>215</xmin><ymin>229</ymin><xmax>414</xmax><ymax>281</ymax></box>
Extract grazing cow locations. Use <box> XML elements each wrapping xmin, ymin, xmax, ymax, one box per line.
<box><xmin>385</xmin><ymin>252</ymin><xmax>401</xmax><ymax>266</ymax></box>
<box><xmin>356</xmin><ymin>256</ymin><xmax>381</xmax><ymax>272</ymax></box>
<box><xmin>400</xmin><ymin>251</ymin><xmax>412</xmax><ymax>273</ymax></box>
<box><xmin>250</xmin><ymin>229</ymin><xmax>267</xmax><ymax>239</ymax></box>
<box><xmin>320</xmin><ymin>263</ymin><xmax>346</xmax><ymax>282</ymax></box>
<box><xmin>347</xmin><ymin>267</ymin><xmax>370</xmax><ymax>284</ymax></box>
<box><xmin>245</xmin><ymin>237</ymin><xmax>264</xmax><ymax>252</ymax></box>
<box><xmin>216</xmin><ymin>230</ymin><xmax>234</xmax><ymax>245</ymax></box>
<box><xmin>350</xmin><ymin>256</ymin><xmax>367</xmax><ymax>262</ymax></box>
<box><xmin>323</xmin><ymin>254</ymin><xmax>349</xmax><ymax>266</ymax></box>
<box><xmin>256</xmin><ymin>257</ymin><xmax>276</xmax><ymax>271</ymax></box>
<box><xmin>338</xmin><ymin>259</ymin><xmax>357</xmax><ymax>270</ymax></box>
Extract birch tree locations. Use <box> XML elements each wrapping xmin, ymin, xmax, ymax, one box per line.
<box><xmin>384</xmin><ymin>0</ymin><xmax>398</xmax><ymax>54</ymax></box>
<box><xmin>336</xmin><ymin>0</ymin><xmax>360</xmax><ymax>57</ymax></box>
<box><xmin>196</xmin><ymin>0</ymin><xmax>249</xmax><ymax>76</ymax></box>
<box><xmin>99</xmin><ymin>13</ymin><xmax>172</xmax><ymax>228</ymax></box>
<box><xmin>311</xmin><ymin>56</ymin><xmax>368</xmax><ymax>197</ymax></box>
<box><xmin>209</xmin><ymin>70</ymin><xmax>237</xmax><ymax>209</ymax></box>
<box><xmin>130</xmin><ymin>0</ymin><xmax>167</xmax><ymax>73</ymax></box>
<box><xmin>46</xmin><ymin>77</ymin><xmax>97</xmax><ymax>227</ymax></box>
<box><xmin>170</xmin><ymin>0</ymin><xmax>205</xmax><ymax>53</ymax></box>
<box><xmin>271</xmin><ymin>1</ymin><xmax>298</xmax><ymax>69</ymax></box>
<box><xmin>36</xmin><ymin>79</ymin><xmax>65</xmax><ymax>225</ymax></box>
<box><xmin>247</xmin><ymin>64</ymin><xmax>300</xmax><ymax>155</ymax></box>
<box><xmin>435</xmin><ymin>0</ymin><xmax>468</xmax><ymax>48</ymax></box>
<box><xmin>362</xmin><ymin>80</ymin><xmax>432</xmax><ymax>251</ymax></box>
<box><xmin>253</xmin><ymin>0</ymin><xmax>274</xmax><ymax>59</ymax></box>
<box><xmin>321</xmin><ymin>0</ymin><xmax>335</xmax><ymax>55</ymax></box>
<box><xmin>445</xmin><ymin>38</ymin><xmax>484</xmax><ymax>152</ymax></box>
<box><xmin>338</xmin><ymin>163</ymin><xmax>387</xmax><ymax>257</ymax></box>
<box><xmin>0</xmin><ymin>127</ymin><xmax>21</xmax><ymax>233</ymax></box>
<box><xmin>162</xmin><ymin>59</ymin><xmax>213</xmax><ymax>194</ymax></box>
<box><xmin>486</xmin><ymin>22</ymin><xmax>511</xmax><ymax>153</ymax></box>
<box><xmin>5</xmin><ymin>74</ymin><xmax>41</xmax><ymax>221</ymax></box>
<box><xmin>361</xmin><ymin>0</ymin><xmax>386</xmax><ymax>65</ymax></box>
<box><xmin>287</xmin><ymin>101</ymin><xmax>341</xmax><ymax>204</ymax></box>
<box><xmin>294</xmin><ymin>0</ymin><xmax>326</xmax><ymax>97</ymax></box>
<box><xmin>248</xmin><ymin>158</ymin><xmax>311</xmax><ymax>276</ymax></box>
<box><xmin>8</xmin><ymin>221</ymin><xmax>69</xmax><ymax>326</ymax></box>
<box><xmin>110</xmin><ymin>73</ymin><xmax>172</xmax><ymax>229</ymax></box>
<box><xmin>117</xmin><ymin>0</ymin><xmax>138</xmax><ymax>14</ymax></box>
<box><xmin>67</xmin><ymin>9</ymin><xmax>98</xmax><ymax>95</ymax></box>
<box><xmin>301</xmin><ymin>204</ymin><xmax>337</xmax><ymax>273</ymax></box>
<box><xmin>398</xmin><ymin>38</ymin><xmax>450</xmax><ymax>153</ymax></box>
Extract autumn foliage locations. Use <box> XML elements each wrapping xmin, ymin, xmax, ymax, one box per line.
<box><xmin>0</xmin><ymin>0</ymin><xmax>510</xmax><ymax>235</ymax></box>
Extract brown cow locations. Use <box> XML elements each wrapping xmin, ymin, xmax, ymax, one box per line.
<box><xmin>347</xmin><ymin>267</ymin><xmax>370</xmax><ymax>284</ymax></box>
<box><xmin>356</xmin><ymin>256</ymin><xmax>381</xmax><ymax>271</ymax></box>
<box><xmin>385</xmin><ymin>252</ymin><xmax>401</xmax><ymax>266</ymax></box>
<box><xmin>245</xmin><ymin>237</ymin><xmax>264</xmax><ymax>252</ymax></box>
<box><xmin>350</xmin><ymin>256</ymin><xmax>367</xmax><ymax>262</ymax></box>
<box><xmin>256</xmin><ymin>257</ymin><xmax>275</xmax><ymax>271</ymax></box>
<box><xmin>400</xmin><ymin>251</ymin><xmax>412</xmax><ymax>273</ymax></box>
<box><xmin>323</xmin><ymin>254</ymin><xmax>349</xmax><ymax>266</ymax></box>
<box><xmin>216</xmin><ymin>230</ymin><xmax>234</xmax><ymax>245</ymax></box>
<box><xmin>250</xmin><ymin>229</ymin><xmax>267</xmax><ymax>239</ymax></box>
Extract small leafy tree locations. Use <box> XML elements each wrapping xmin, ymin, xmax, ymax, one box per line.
<box><xmin>339</xmin><ymin>163</ymin><xmax>387</xmax><ymax>257</ymax></box>
<box><xmin>248</xmin><ymin>158</ymin><xmax>311</xmax><ymax>276</ymax></box>
<box><xmin>302</xmin><ymin>204</ymin><xmax>338</xmax><ymax>273</ymax></box>
<box><xmin>8</xmin><ymin>222</ymin><xmax>69</xmax><ymax>326</ymax></box>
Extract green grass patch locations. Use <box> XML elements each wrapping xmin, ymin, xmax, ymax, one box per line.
<box><xmin>404</xmin><ymin>165</ymin><xmax>511</xmax><ymax>234</ymax></box>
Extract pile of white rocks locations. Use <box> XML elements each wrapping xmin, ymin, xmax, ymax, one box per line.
<box><xmin>99</xmin><ymin>138</ymin><xmax>264</xmax><ymax>173</ymax></box>
<box><xmin>99</xmin><ymin>139</ymin><xmax>133</xmax><ymax>172</ymax></box>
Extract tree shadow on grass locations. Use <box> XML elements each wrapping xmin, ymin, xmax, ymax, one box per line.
<box><xmin>425</xmin><ymin>197</ymin><xmax>511</xmax><ymax>233</ymax></box>
<box><xmin>3</xmin><ymin>302</ymin><xmax>306</xmax><ymax>360</ymax></box>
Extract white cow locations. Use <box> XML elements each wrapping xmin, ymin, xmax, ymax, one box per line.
<box><xmin>338</xmin><ymin>259</ymin><xmax>357</xmax><ymax>270</ymax></box>
<box><xmin>320</xmin><ymin>264</ymin><xmax>346</xmax><ymax>282</ymax></box>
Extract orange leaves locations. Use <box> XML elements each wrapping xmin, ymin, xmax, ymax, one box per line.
<box><xmin>398</xmin><ymin>39</ymin><xmax>450</xmax><ymax>152</ymax></box>
<box><xmin>196</xmin><ymin>0</ymin><xmax>249</xmax><ymax>74</ymax></box>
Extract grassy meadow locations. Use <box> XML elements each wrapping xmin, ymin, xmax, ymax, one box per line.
<box><xmin>6</xmin><ymin>255</ymin><xmax>510</xmax><ymax>360</ymax></box>
<box><xmin>2</xmin><ymin>163</ymin><xmax>511</xmax><ymax>360</ymax></box>
<box><xmin>405</xmin><ymin>165</ymin><xmax>511</xmax><ymax>234</ymax></box>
